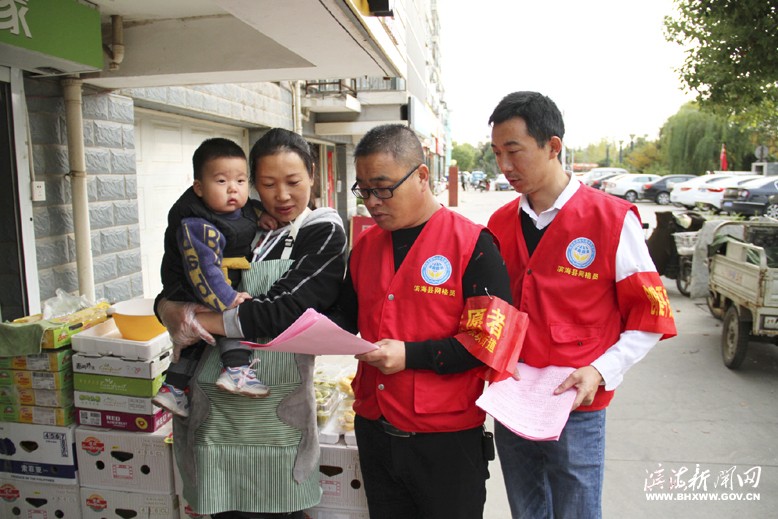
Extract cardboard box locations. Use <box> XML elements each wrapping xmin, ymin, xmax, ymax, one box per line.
<box><xmin>81</xmin><ymin>487</ymin><xmax>178</xmax><ymax>519</ymax></box>
<box><xmin>180</xmin><ymin>498</ymin><xmax>213</xmax><ymax>519</ymax></box>
<box><xmin>12</xmin><ymin>303</ymin><xmax>110</xmax><ymax>349</ymax></box>
<box><xmin>0</xmin><ymin>478</ymin><xmax>82</xmax><ymax>517</ymax></box>
<box><xmin>0</xmin><ymin>348</ymin><xmax>73</xmax><ymax>371</ymax></box>
<box><xmin>77</xmin><ymin>406</ymin><xmax>171</xmax><ymax>432</ymax></box>
<box><xmin>1</xmin><ymin>403</ymin><xmax>75</xmax><ymax>426</ymax></box>
<box><xmin>74</xmin><ymin>372</ymin><xmax>164</xmax><ymax>397</ymax></box>
<box><xmin>73</xmin><ymin>350</ymin><xmax>171</xmax><ymax>379</ymax></box>
<box><xmin>0</xmin><ymin>385</ymin><xmax>74</xmax><ymax>407</ymax></box>
<box><xmin>0</xmin><ymin>422</ymin><xmax>78</xmax><ymax>484</ymax></box>
<box><xmin>74</xmin><ymin>390</ymin><xmax>157</xmax><ymax>414</ymax></box>
<box><xmin>0</xmin><ymin>367</ymin><xmax>73</xmax><ymax>390</ymax></box>
<box><xmin>318</xmin><ymin>441</ymin><xmax>368</xmax><ymax>511</ymax></box>
<box><xmin>72</xmin><ymin>319</ymin><xmax>172</xmax><ymax>360</ymax></box>
<box><xmin>305</xmin><ymin>508</ymin><xmax>370</xmax><ymax>519</ymax></box>
<box><xmin>76</xmin><ymin>422</ymin><xmax>175</xmax><ymax>494</ymax></box>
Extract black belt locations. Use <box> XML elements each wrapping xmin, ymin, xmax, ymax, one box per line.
<box><xmin>379</xmin><ymin>418</ymin><xmax>416</xmax><ymax>438</ymax></box>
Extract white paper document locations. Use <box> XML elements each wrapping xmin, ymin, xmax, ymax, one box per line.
<box><xmin>476</xmin><ymin>364</ymin><xmax>577</xmax><ymax>441</ymax></box>
<box><xmin>241</xmin><ymin>308</ymin><xmax>378</xmax><ymax>355</ymax></box>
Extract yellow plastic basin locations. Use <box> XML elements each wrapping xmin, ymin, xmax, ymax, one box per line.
<box><xmin>110</xmin><ymin>298</ymin><xmax>166</xmax><ymax>341</ymax></box>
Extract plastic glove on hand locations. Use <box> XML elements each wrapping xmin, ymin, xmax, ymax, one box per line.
<box><xmin>157</xmin><ymin>298</ymin><xmax>215</xmax><ymax>349</ymax></box>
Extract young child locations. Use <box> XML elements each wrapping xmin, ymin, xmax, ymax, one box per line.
<box><xmin>153</xmin><ymin>137</ymin><xmax>275</xmax><ymax>417</ymax></box>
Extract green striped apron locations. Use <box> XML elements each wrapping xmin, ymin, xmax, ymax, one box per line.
<box><xmin>174</xmin><ymin>258</ymin><xmax>321</xmax><ymax>515</ymax></box>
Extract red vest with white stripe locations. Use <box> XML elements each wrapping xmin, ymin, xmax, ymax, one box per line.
<box><xmin>488</xmin><ymin>186</ymin><xmax>675</xmax><ymax>411</ymax></box>
<box><xmin>351</xmin><ymin>207</ymin><xmax>486</xmax><ymax>432</ymax></box>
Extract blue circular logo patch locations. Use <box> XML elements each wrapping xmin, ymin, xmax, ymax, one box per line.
<box><xmin>566</xmin><ymin>238</ymin><xmax>596</xmax><ymax>269</ymax></box>
<box><xmin>421</xmin><ymin>255</ymin><xmax>452</xmax><ymax>286</ymax></box>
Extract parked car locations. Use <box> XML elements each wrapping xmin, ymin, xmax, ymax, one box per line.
<box><xmin>579</xmin><ymin>167</ymin><xmax>630</xmax><ymax>186</ymax></box>
<box><xmin>641</xmin><ymin>174</ymin><xmax>695</xmax><ymax>205</ymax></box>
<box><xmin>587</xmin><ymin>172</ymin><xmax>624</xmax><ymax>191</ymax></box>
<box><xmin>669</xmin><ymin>173</ymin><xmax>740</xmax><ymax>208</ymax></box>
<box><xmin>602</xmin><ymin>173</ymin><xmax>660</xmax><ymax>202</ymax></box>
<box><xmin>494</xmin><ymin>174</ymin><xmax>512</xmax><ymax>191</ymax></box>
<box><xmin>720</xmin><ymin>176</ymin><xmax>778</xmax><ymax>216</ymax></box>
<box><xmin>693</xmin><ymin>174</ymin><xmax>763</xmax><ymax>212</ymax></box>
<box><xmin>766</xmin><ymin>194</ymin><xmax>778</xmax><ymax>218</ymax></box>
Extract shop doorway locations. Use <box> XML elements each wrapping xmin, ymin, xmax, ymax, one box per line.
<box><xmin>0</xmin><ymin>81</ymin><xmax>27</xmax><ymax>321</ymax></box>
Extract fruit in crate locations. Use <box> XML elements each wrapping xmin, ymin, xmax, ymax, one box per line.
<box><xmin>314</xmin><ymin>384</ymin><xmax>340</xmax><ymax>426</ymax></box>
<box><xmin>337</xmin><ymin>373</ymin><xmax>355</xmax><ymax>396</ymax></box>
<box><xmin>315</xmin><ymin>386</ymin><xmax>333</xmax><ymax>405</ymax></box>
<box><xmin>339</xmin><ymin>408</ymin><xmax>356</xmax><ymax>431</ymax></box>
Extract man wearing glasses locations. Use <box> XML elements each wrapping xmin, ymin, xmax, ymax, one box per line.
<box><xmin>333</xmin><ymin>124</ymin><xmax>517</xmax><ymax>519</ymax></box>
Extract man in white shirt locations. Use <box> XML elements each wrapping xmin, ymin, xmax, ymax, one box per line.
<box><xmin>487</xmin><ymin>91</ymin><xmax>677</xmax><ymax>519</ymax></box>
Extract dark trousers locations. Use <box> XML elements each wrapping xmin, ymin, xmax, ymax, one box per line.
<box><xmin>354</xmin><ymin>415</ymin><xmax>489</xmax><ymax>519</ymax></box>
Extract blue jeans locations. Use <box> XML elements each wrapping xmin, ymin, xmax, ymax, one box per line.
<box><xmin>495</xmin><ymin>409</ymin><xmax>606</xmax><ymax>519</ymax></box>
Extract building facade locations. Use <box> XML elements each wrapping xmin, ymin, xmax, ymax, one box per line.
<box><xmin>0</xmin><ymin>0</ymin><xmax>450</xmax><ymax>320</ymax></box>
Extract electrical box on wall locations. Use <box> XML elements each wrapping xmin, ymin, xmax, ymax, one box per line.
<box><xmin>32</xmin><ymin>181</ymin><xmax>46</xmax><ymax>201</ymax></box>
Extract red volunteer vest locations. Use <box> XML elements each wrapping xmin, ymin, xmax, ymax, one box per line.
<box><xmin>488</xmin><ymin>186</ymin><xmax>665</xmax><ymax>411</ymax></box>
<box><xmin>351</xmin><ymin>208</ymin><xmax>486</xmax><ymax>432</ymax></box>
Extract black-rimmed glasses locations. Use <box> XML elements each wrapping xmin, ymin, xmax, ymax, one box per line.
<box><xmin>351</xmin><ymin>163</ymin><xmax>422</xmax><ymax>200</ymax></box>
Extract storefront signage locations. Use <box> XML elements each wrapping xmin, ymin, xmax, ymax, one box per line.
<box><xmin>0</xmin><ymin>0</ymin><xmax>102</xmax><ymax>71</ymax></box>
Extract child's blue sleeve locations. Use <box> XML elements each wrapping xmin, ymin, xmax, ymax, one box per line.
<box><xmin>178</xmin><ymin>217</ymin><xmax>238</xmax><ymax>312</ymax></box>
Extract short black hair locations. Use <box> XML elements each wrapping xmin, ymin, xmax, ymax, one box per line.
<box><xmin>192</xmin><ymin>138</ymin><xmax>246</xmax><ymax>180</ymax></box>
<box><xmin>354</xmin><ymin>124</ymin><xmax>424</xmax><ymax>169</ymax></box>
<box><xmin>248</xmin><ymin>128</ymin><xmax>315</xmax><ymax>184</ymax></box>
<box><xmin>489</xmin><ymin>91</ymin><xmax>565</xmax><ymax>148</ymax></box>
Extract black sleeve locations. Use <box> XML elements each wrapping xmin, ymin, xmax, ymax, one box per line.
<box><xmin>325</xmin><ymin>259</ymin><xmax>359</xmax><ymax>334</ymax></box>
<box><xmin>405</xmin><ymin>230</ymin><xmax>513</xmax><ymax>374</ymax></box>
<box><xmin>237</xmin><ymin>221</ymin><xmax>347</xmax><ymax>339</ymax></box>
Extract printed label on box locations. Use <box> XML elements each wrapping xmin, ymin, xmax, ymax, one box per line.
<box><xmin>0</xmin><ymin>349</ymin><xmax>73</xmax><ymax>371</ymax></box>
<box><xmin>77</xmin><ymin>407</ymin><xmax>171</xmax><ymax>432</ymax></box>
<box><xmin>1</xmin><ymin>404</ymin><xmax>75</xmax><ymax>426</ymax></box>
<box><xmin>80</xmin><ymin>436</ymin><xmax>105</xmax><ymax>455</ymax></box>
<box><xmin>73</xmin><ymin>351</ymin><xmax>171</xmax><ymax>379</ymax></box>
<box><xmin>0</xmin><ymin>368</ymin><xmax>72</xmax><ymax>390</ymax></box>
<box><xmin>73</xmin><ymin>372</ymin><xmax>164</xmax><ymax>397</ymax></box>
<box><xmin>113</xmin><ymin>464</ymin><xmax>134</xmax><ymax>480</ymax></box>
<box><xmin>74</xmin><ymin>390</ymin><xmax>156</xmax><ymax>414</ymax></box>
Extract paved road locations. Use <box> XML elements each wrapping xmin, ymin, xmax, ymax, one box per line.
<box><xmin>440</xmin><ymin>187</ymin><xmax>778</xmax><ymax>518</ymax></box>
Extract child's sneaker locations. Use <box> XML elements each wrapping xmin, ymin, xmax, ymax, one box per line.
<box><xmin>215</xmin><ymin>360</ymin><xmax>269</xmax><ymax>397</ymax></box>
<box><xmin>152</xmin><ymin>383</ymin><xmax>190</xmax><ymax>417</ymax></box>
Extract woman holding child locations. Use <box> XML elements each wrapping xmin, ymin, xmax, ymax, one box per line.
<box><xmin>157</xmin><ymin>128</ymin><xmax>347</xmax><ymax>518</ymax></box>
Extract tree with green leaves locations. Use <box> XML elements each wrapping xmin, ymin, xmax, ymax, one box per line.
<box><xmin>665</xmin><ymin>0</ymin><xmax>778</xmax><ymax>141</ymax></box>
<box><xmin>476</xmin><ymin>142</ymin><xmax>498</xmax><ymax>179</ymax></box>
<box><xmin>450</xmin><ymin>141</ymin><xmax>478</xmax><ymax>172</ymax></box>
<box><xmin>659</xmin><ymin>103</ymin><xmax>752</xmax><ymax>174</ymax></box>
<box><xmin>625</xmin><ymin>141</ymin><xmax>662</xmax><ymax>174</ymax></box>
<box><xmin>451</xmin><ymin>141</ymin><xmax>499</xmax><ymax>178</ymax></box>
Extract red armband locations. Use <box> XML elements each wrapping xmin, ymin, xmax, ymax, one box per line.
<box><xmin>455</xmin><ymin>296</ymin><xmax>529</xmax><ymax>382</ymax></box>
<box><xmin>617</xmin><ymin>271</ymin><xmax>677</xmax><ymax>340</ymax></box>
